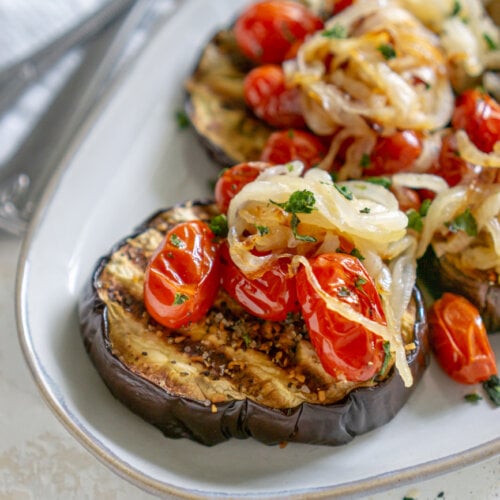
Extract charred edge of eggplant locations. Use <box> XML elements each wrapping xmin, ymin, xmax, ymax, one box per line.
<box><xmin>418</xmin><ymin>247</ymin><xmax>500</xmax><ymax>334</ymax></box>
<box><xmin>79</xmin><ymin>200</ymin><xmax>430</xmax><ymax>447</ymax></box>
<box><xmin>184</xmin><ymin>27</ymin><xmax>273</xmax><ymax>169</ymax></box>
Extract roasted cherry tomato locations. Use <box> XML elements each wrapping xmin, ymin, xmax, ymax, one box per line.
<box><xmin>215</xmin><ymin>161</ymin><xmax>272</xmax><ymax>214</ymax></box>
<box><xmin>428</xmin><ymin>293</ymin><xmax>497</xmax><ymax>385</ymax></box>
<box><xmin>260</xmin><ymin>129</ymin><xmax>327</xmax><ymax>169</ymax></box>
<box><xmin>144</xmin><ymin>221</ymin><xmax>221</xmax><ymax>328</ymax></box>
<box><xmin>244</xmin><ymin>64</ymin><xmax>306</xmax><ymax>129</ymax></box>
<box><xmin>431</xmin><ymin>132</ymin><xmax>479</xmax><ymax>187</ymax></box>
<box><xmin>332</xmin><ymin>0</ymin><xmax>354</xmax><ymax>14</ymax></box>
<box><xmin>452</xmin><ymin>89</ymin><xmax>500</xmax><ymax>153</ymax></box>
<box><xmin>364</xmin><ymin>130</ymin><xmax>423</xmax><ymax>176</ymax></box>
<box><xmin>234</xmin><ymin>0</ymin><xmax>323</xmax><ymax>64</ymax></box>
<box><xmin>220</xmin><ymin>242</ymin><xmax>299</xmax><ymax>322</ymax></box>
<box><xmin>296</xmin><ymin>253</ymin><xmax>386</xmax><ymax>382</ymax></box>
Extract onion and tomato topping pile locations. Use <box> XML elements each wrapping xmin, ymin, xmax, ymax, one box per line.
<box><xmin>145</xmin><ymin>161</ymin><xmax>423</xmax><ymax>387</ymax></box>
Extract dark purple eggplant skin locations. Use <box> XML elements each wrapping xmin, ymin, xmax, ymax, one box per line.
<box><xmin>79</xmin><ymin>201</ymin><xmax>429</xmax><ymax>447</ymax></box>
<box><xmin>419</xmin><ymin>248</ymin><xmax>500</xmax><ymax>334</ymax></box>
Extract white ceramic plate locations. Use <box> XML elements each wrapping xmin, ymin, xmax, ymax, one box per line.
<box><xmin>16</xmin><ymin>1</ymin><xmax>500</xmax><ymax>498</ymax></box>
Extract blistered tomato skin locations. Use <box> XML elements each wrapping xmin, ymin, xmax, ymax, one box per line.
<box><xmin>296</xmin><ymin>253</ymin><xmax>386</xmax><ymax>382</ymax></box>
<box><xmin>234</xmin><ymin>0</ymin><xmax>324</xmax><ymax>64</ymax></box>
<box><xmin>243</xmin><ymin>65</ymin><xmax>306</xmax><ymax>129</ymax></box>
<box><xmin>220</xmin><ymin>242</ymin><xmax>299</xmax><ymax>322</ymax></box>
<box><xmin>260</xmin><ymin>129</ymin><xmax>328</xmax><ymax>170</ymax></box>
<box><xmin>214</xmin><ymin>161</ymin><xmax>273</xmax><ymax>214</ymax></box>
<box><xmin>428</xmin><ymin>293</ymin><xmax>497</xmax><ymax>385</ymax></box>
<box><xmin>452</xmin><ymin>89</ymin><xmax>500</xmax><ymax>153</ymax></box>
<box><xmin>365</xmin><ymin>130</ymin><xmax>423</xmax><ymax>175</ymax></box>
<box><xmin>144</xmin><ymin>221</ymin><xmax>221</xmax><ymax>329</ymax></box>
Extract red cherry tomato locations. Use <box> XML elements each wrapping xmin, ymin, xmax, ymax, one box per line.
<box><xmin>296</xmin><ymin>253</ymin><xmax>386</xmax><ymax>382</ymax></box>
<box><xmin>220</xmin><ymin>242</ymin><xmax>299</xmax><ymax>321</ymax></box>
<box><xmin>244</xmin><ymin>64</ymin><xmax>306</xmax><ymax>129</ymax></box>
<box><xmin>144</xmin><ymin>221</ymin><xmax>221</xmax><ymax>328</ymax></box>
<box><xmin>452</xmin><ymin>89</ymin><xmax>500</xmax><ymax>153</ymax></box>
<box><xmin>214</xmin><ymin>161</ymin><xmax>273</xmax><ymax>214</ymax></box>
<box><xmin>431</xmin><ymin>132</ymin><xmax>480</xmax><ymax>187</ymax></box>
<box><xmin>428</xmin><ymin>293</ymin><xmax>497</xmax><ymax>385</ymax></box>
<box><xmin>364</xmin><ymin>130</ymin><xmax>423</xmax><ymax>176</ymax></box>
<box><xmin>332</xmin><ymin>0</ymin><xmax>354</xmax><ymax>14</ymax></box>
<box><xmin>260</xmin><ymin>129</ymin><xmax>328</xmax><ymax>169</ymax></box>
<box><xmin>234</xmin><ymin>0</ymin><xmax>323</xmax><ymax>64</ymax></box>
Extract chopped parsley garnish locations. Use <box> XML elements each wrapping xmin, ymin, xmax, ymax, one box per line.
<box><xmin>173</xmin><ymin>293</ymin><xmax>189</xmax><ymax>305</ymax></box>
<box><xmin>287</xmin><ymin>129</ymin><xmax>295</xmax><ymax>138</ymax></box>
<box><xmin>359</xmin><ymin>153</ymin><xmax>371</xmax><ymax>168</ymax></box>
<box><xmin>350</xmin><ymin>247</ymin><xmax>365</xmax><ymax>261</ymax></box>
<box><xmin>334</xmin><ymin>183</ymin><xmax>354</xmax><ymax>200</ymax></box>
<box><xmin>364</xmin><ymin>176</ymin><xmax>392</xmax><ymax>189</ymax></box>
<box><xmin>338</xmin><ymin>286</ymin><xmax>351</xmax><ymax>297</ymax></box>
<box><xmin>170</xmin><ymin>233</ymin><xmax>185</xmax><ymax>248</ymax></box>
<box><xmin>256</xmin><ymin>224</ymin><xmax>270</xmax><ymax>236</ymax></box>
<box><xmin>210</xmin><ymin>214</ymin><xmax>228</xmax><ymax>238</ymax></box>
<box><xmin>272</xmin><ymin>189</ymin><xmax>316</xmax><ymax>214</ymax></box>
<box><xmin>354</xmin><ymin>275</ymin><xmax>367</xmax><ymax>289</ymax></box>
<box><xmin>271</xmin><ymin>190</ymin><xmax>317</xmax><ymax>242</ymax></box>
<box><xmin>464</xmin><ymin>392</ymin><xmax>483</xmax><ymax>403</ymax></box>
<box><xmin>406</xmin><ymin>208</ymin><xmax>424</xmax><ymax>232</ymax></box>
<box><xmin>483</xmin><ymin>33</ymin><xmax>498</xmax><ymax>51</ymax></box>
<box><xmin>451</xmin><ymin>0</ymin><xmax>461</xmax><ymax>16</ymax></box>
<box><xmin>378</xmin><ymin>43</ymin><xmax>396</xmax><ymax>60</ymax></box>
<box><xmin>483</xmin><ymin>375</ymin><xmax>500</xmax><ymax>407</ymax></box>
<box><xmin>360</xmin><ymin>207</ymin><xmax>371</xmax><ymax>214</ymax></box>
<box><xmin>242</xmin><ymin>332</ymin><xmax>252</xmax><ymax>347</ymax></box>
<box><xmin>322</xmin><ymin>24</ymin><xmax>347</xmax><ymax>39</ymax></box>
<box><xmin>445</xmin><ymin>208</ymin><xmax>478</xmax><ymax>237</ymax></box>
<box><xmin>378</xmin><ymin>341</ymin><xmax>392</xmax><ymax>378</ymax></box>
<box><xmin>419</xmin><ymin>198</ymin><xmax>432</xmax><ymax>217</ymax></box>
<box><xmin>175</xmin><ymin>110</ymin><xmax>190</xmax><ymax>129</ymax></box>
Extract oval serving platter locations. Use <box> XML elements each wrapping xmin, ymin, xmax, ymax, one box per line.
<box><xmin>16</xmin><ymin>1</ymin><xmax>500</xmax><ymax>498</ymax></box>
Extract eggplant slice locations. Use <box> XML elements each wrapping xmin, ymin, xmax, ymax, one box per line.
<box><xmin>419</xmin><ymin>248</ymin><xmax>500</xmax><ymax>334</ymax></box>
<box><xmin>185</xmin><ymin>28</ymin><xmax>274</xmax><ymax>167</ymax></box>
<box><xmin>79</xmin><ymin>200</ymin><xmax>429</xmax><ymax>447</ymax></box>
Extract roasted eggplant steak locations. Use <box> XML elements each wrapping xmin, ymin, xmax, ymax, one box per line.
<box><xmin>420</xmin><ymin>248</ymin><xmax>500</xmax><ymax>334</ymax></box>
<box><xmin>185</xmin><ymin>28</ymin><xmax>272</xmax><ymax>167</ymax></box>
<box><xmin>79</xmin><ymin>200</ymin><xmax>429</xmax><ymax>447</ymax></box>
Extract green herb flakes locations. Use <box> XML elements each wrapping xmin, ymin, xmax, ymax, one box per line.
<box><xmin>322</xmin><ymin>24</ymin><xmax>347</xmax><ymax>39</ymax></box>
<box><xmin>378</xmin><ymin>341</ymin><xmax>392</xmax><ymax>378</ymax></box>
<box><xmin>365</xmin><ymin>176</ymin><xmax>392</xmax><ymax>189</ymax></box>
<box><xmin>173</xmin><ymin>293</ymin><xmax>189</xmax><ymax>305</ymax></box>
<box><xmin>170</xmin><ymin>233</ymin><xmax>185</xmax><ymax>248</ymax></box>
<box><xmin>445</xmin><ymin>208</ymin><xmax>478</xmax><ymax>237</ymax></box>
<box><xmin>175</xmin><ymin>110</ymin><xmax>190</xmax><ymax>129</ymax></box>
<box><xmin>210</xmin><ymin>214</ymin><xmax>229</xmax><ymax>238</ymax></box>
<box><xmin>334</xmin><ymin>183</ymin><xmax>354</xmax><ymax>200</ymax></box>
<box><xmin>483</xmin><ymin>33</ymin><xmax>498</xmax><ymax>51</ymax></box>
<box><xmin>451</xmin><ymin>0</ymin><xmax>461</xmax><ymax>16</ymax></box>
<box><xmin>464</xmin><ymin>392</ymin><xmax>483</xmax><ymax>403</ymax></box>
<box><xmin>271</xmin><ymin>190</ymin><xmax>317</xmax><ymax>242</ymax></box>
<box><xmin>483</xmin><ymin>375</ymin><xmax>500</xmax><ymax>407</ymax></box>
<box><xmin>256</xmin><ymin>224</ymin><xmax>270</xmax><ymax>236</ymax></box>
<box><xmin>359</xmin><ymin>153</ymin><xmax>371</xmax><ymax>168</ymax></box>
<box><xmin>406</xmin><ymin>208</ymin><xmax>423</xmax><ymax>232</ymax></box>
<box><xmin>378</xmin><ymin>43</ymin><xmax>396</xmax><ymax>60</ymax></box>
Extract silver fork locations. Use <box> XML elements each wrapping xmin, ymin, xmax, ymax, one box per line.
<box><xmin>0</xmin><ymin>0</ymin><xmax>182</xmax><ymax>236</ymax></box>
